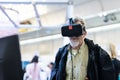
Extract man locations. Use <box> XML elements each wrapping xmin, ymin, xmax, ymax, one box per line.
<box><xmin>50</xmin><ymin>17</ymin><xmax>115</xmax><ymax>80</ymax></box>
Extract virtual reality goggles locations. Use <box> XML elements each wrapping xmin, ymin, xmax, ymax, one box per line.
<box><xmin>61</xmin><ymin>24</ymin><xmax>85</xmax><ymax>37</ymax></box>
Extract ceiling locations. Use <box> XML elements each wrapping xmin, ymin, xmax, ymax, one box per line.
<box><xmin>0</xmin><ymin>0</ymin><xmax>94</xmax><ymax>34</ymax></box>
<box><xmin>0</xmin><ymin>0</ymin><xmax>120</xmax><ymax>40</ymax></box>
<box><xmin>0</xmin><ymin>0</ymin><xmax>91</xmax><ymax>21</ymax></box>
<box><xmin>0</xmin><ymin>0</ymin><xmax>68</xmax><ymax>27</ymax></box>
<box><xmin>0</xmin><ymin>0</ymin><xmax>94</xmax><ymax>27</ymax></box>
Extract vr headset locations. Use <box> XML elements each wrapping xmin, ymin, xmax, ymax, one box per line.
<box><xmin>61</xmin><ymin>24</ymin><xmax>85</xmax><ymax>37</ymax></box>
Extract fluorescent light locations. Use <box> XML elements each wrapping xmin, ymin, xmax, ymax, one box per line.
<box><xmin>20</xmin><ymin>34</ymin><xmax>62</xmax><ymax>45</ymax></box>
<box><xmin>87</xmin><ymin>23</ymin><xmax>120</xmax><ymax>33</ymax></box>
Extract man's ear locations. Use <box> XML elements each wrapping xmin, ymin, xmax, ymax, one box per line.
<box><xmin>83</xmin><ymin>31</ymin><xmax>87</xmax><ymax>36</ymax></box>
<box><xmin>82</xmin><ymin>31</ymin><xmax>87</xmax><ymax>38</ymax></box>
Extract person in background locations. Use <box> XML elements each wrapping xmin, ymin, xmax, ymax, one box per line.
<box><xmin>48</xmin><ymin>62</ymin><xmax>54</xmax><ymax>70</ymax></box>
<box><xmin>109</xmin><ymin>43</ymin><xmax>120</xmax><ymax>80</ymax></box>
<box><xmin>47</xmin><ymin>62</ymin><xmax>54</xmax><ymax>80</ymax></box>
<box><xmin>23</xmin><ymin>55</ymin><xmax>41</xmax><ymax>80</ymax></box>
<box><xmin>50</xmin><ymin>17</ymin><xmax>115</xmax><ymax>80</ymax></box>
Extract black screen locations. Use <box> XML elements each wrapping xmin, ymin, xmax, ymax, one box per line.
<box><xmin>0</xmin><ymin>35</ymin><xmax>23</xmax><ymax>80</ymax></box>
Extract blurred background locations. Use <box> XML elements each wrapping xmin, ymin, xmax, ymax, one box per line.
<box><xmin>0</xmin><ymin>0</ymin><xmax>120</xmax><ymax>66</ymax></box>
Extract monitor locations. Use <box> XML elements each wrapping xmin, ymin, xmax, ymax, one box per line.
<box><xmin>0</xmin><ymin>35</ymin><xmax>23</xmax><ymax>80</ymax></box>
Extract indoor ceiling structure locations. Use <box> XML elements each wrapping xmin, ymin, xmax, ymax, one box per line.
<box><xmin>0</xmin><ymin>0</ymin><xmax>69</xmax><ymax>28</ymax></box>
<box><xmin>0</xmin><ymin>0</ymin><xmax>120</xmax><ymax>41</ymax></box>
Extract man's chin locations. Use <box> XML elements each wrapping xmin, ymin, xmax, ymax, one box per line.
<box><xmin>71</xmin><ymin>45</ymin><xmax>80</xmax><ymax>49</ymax></box>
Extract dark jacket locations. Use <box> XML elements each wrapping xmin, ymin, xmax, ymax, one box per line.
<box><xmin>50</xmin><ymin>38</ymin><xmax>115</xmax><ymax>80</ymax></box>
<box><xmin>112</xmin><ymin>58</ymin><xmax>120</xmax><ymax>80</ymax></box>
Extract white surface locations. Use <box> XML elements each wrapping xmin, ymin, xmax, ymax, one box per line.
<box><xmin>0</xmin><ymin>27</ymin><xmax>18</xmax><ymax>38</ymax></box>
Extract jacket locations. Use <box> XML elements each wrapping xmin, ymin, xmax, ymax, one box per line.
<box><xmin>112</xmin><ymin>58</ymin><xmax>120</xmax><ymax>80</ymax></box>
<box><xmin>50</xmin><ymin>38</ymin><xmax>115</xmax><ymax>80</ymax></box>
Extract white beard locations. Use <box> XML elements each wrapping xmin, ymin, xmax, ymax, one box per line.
<box><xmin>70</xmin><ymin>40</ymin><xmax>80</xmax><ymax>48</ymax></box>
